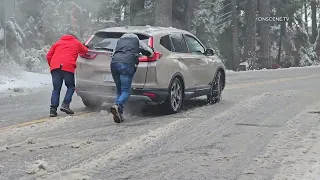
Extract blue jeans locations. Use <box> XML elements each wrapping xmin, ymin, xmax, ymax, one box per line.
<box><xmin>50</xmin><ymin>68</ymin><xmax>75</xmax><ymax>108</ymax></box>
<box><xmin>110</xmin><ymin>63</ymin><xmax>136</xmax><ymax>114</ymax></box>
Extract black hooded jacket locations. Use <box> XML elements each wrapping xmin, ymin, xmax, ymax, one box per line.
<box><xmin>111</xmin><ymin>33</ymin><xmax>154</xmax><ymax>66</ymax></box>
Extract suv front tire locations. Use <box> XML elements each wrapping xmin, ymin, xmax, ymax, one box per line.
<box><xmin>207</xmin><ymin>71</ymin><xmax>223</xmax><ymax>104</ymax></box>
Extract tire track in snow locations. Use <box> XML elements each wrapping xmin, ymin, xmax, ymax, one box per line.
<box><xmin>42</xmin><ymin>93</ymin><xmax>270</xmax><ymax>179</ymax></box>
<box><xmin>43</xmin><ymin>118</ymin><xmax>186</xmax><ymax>179</ymax></box>
<box><xmin>237</xmin><ymin>100</ymin><xmax>320</xmax><ymax>180</ymax></box>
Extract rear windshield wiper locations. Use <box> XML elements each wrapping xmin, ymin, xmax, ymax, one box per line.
<box><xmin>93</xmin><ymin>47</ymin><xmax>114</xmax><ymax>52</ymax></box>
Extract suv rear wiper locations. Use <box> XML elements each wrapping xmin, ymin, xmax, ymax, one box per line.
<box><xmin>93</xmin><ymin>47</ymin><xmax>113</xmax><ymax>52</ymax></box>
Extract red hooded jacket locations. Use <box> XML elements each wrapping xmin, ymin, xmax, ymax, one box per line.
<box><xmin>46</xmin><ymin>35</ymin><xmax>88</xmax><ymax>73</ymax></box>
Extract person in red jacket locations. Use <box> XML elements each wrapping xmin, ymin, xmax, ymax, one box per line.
<box><xmin>46</xmin><ymin>34</ymin><xmax>88</xmax><ymax>117</ymax></box>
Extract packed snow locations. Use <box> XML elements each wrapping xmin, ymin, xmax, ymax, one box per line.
<box><xmin>226</xmin><ymin>64</ymin><xmax>320</xmax><ymax>74</ymax></box>
<box><xmin>0</xmin><ymin>71</ymin><xmax>51</xmax><ymax>92</ymax></box>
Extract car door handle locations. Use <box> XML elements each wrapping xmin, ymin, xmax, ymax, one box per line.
<box><xmin>196</xmin><ymin>58</ymin><xmax>201</xmax><ymax>61</ymax></box>
<box><xmin>177</xmin><ymin>57</ymin><xmax>184</xmax><ymax>61</ymax></box>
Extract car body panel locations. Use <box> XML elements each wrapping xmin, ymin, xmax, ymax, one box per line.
<box><xmin>75</xmin><ymin>26</ymin><xmax>226</xmax><ymax>103</ymax></box>
<box><xmin>144</xmin><ymin>33</ymin><xmax>196</xmax><ymax>90</ymax></box>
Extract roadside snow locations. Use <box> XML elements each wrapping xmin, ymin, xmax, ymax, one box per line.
<box><xmin>0</xmin><ymin>71</ymin><xmax>51</xmax><ymax>92</ymax></box>
<box><xmin>226</xmin><ymin>64</ymin><xmax>320</xmax><ymax>74</ymax></box>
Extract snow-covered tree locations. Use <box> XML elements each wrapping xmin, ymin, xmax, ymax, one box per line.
<box><xmin>24</xmin><ymin>16</ymin><xmax>43</xmax><ymax>49</ymax></box>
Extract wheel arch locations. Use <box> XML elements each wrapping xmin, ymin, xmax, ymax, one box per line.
<box><xmin>215</xmin><ymin>67</ymin><xmax>226</xmax><ymax>90</ymax></box>
<box><xmin>168</xmin><ymin>72</ymin><xmax>185</xmax><ymax>95</ymax></box>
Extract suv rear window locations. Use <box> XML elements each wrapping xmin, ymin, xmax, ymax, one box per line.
<box><xmin>86</xmin><ymin>32</ymin><xmax>149</xmax><ymax>51</ymax></box>
<box><xmin>170</xmin><ymin>34</ymin><xmax>189</xmax><ymax>53</ymax></box>
<box><xmin>160</xmin><ymin>35</ymin><xmax>172</xmax><ymax>51</ymax></box>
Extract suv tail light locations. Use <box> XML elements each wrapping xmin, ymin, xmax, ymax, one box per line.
<box><xmin>139</xmin><ymin>52</ymin><xmax>162</xmax><ymax>62</ymax></box>
<box><xmin>148</xmin><ymin>36</ymin><xmax>154</xmax><ymax>47</ymax></box>
<box><xmin>80</xmin><ymin>51</ymin><xmax>97</xmax><ymax>60</ymax></box>
<box><xmin>84</xmin><ymin>35</ymin><xmax>94</xmax><ymax>45</ymax></box>
<box><xmin>139</xmin><ymin>36</ymin><xmax>162</xmax><ymax>62</ymax></box>
<box><xmin>80</xmin><ymin>35</ymin><xmax>97</xmax><ymax>60</ymax></box>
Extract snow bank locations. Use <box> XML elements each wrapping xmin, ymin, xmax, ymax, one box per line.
<box><xmin>0</xmin><ymin>71</ymin><xmax>51</xmax><ymax>92</ymax></box>
<box><xmin>226</xmin><ymin>64</ymin><xmax>320</xmax><ymax>74</ymax></box>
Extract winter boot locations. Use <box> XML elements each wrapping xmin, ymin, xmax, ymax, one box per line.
<box><xmin>60</xmin><ymin>103</ymin><xmax>74</xmax><ymax>114</ymax></box>
<box><xmin>112</xmin><ymin>114</ymin><xmax>125</xmax><ymax>123</ymax></box>
<box><xmin>110</xmin><ymin>104</ymin><xmax>123</xmax><ymax>123</ymax></box>
<box><xmin>49</xmin><ymin>107</ymin><xmax>57</xmax><ymax>117</ymax></box>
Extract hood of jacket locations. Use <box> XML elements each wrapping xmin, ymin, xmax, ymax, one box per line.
<box><xmin>60</xmin><ymin>34</ymin><xmax>77</xmax><ymax>41</ymax></box>
<box><xmin>120</xmin><ymin>33</ymin><xmax>139</xmax><ymax>39</ymax></box>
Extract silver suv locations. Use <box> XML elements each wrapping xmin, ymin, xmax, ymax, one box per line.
<box><xmin>75</xmin><ymin>26</ymin><xmax>226</xmax><ymax>113</ymax></box>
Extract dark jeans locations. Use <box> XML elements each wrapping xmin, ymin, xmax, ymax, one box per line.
<box><xmin>110</xmin><ymin>62</ymin><xmax>136</xmax><ymax>114</ymax></box>
<box><xmin>50</xmin><ymin>68</ymin><xmax>75</xmax><ymax>108</ymax></box>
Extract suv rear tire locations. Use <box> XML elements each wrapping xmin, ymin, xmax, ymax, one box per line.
<box><xmin>81</xmin><ymin>97</ymin><xmax>103</xmax><ymax>109</ymax></box>
<box><xmin>163</xmin><ymin>78</ymin><xmax>184</xmax><ymax>114</ymax></box>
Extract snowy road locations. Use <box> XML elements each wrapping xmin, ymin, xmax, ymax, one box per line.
<box><xmin>1</xmin><ymin>66</ymin><xmax>320</xmax><ymax>180</ymax></box>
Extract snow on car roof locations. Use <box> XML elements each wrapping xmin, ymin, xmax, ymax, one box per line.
<box><xmin>97</xmin><ymin>25</ymin><xmax>192</xmax><ymax>36</ymax></box>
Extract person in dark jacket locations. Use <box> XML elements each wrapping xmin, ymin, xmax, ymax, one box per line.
<box><xmin>46</xmin><ymin>34</ymin><xmax>88</xmax><ymax>117</ymax></box>
<box><xmin>110</xmin><ymin>33</ymin><xmax>154</xmax><ymax>123</ymax></box>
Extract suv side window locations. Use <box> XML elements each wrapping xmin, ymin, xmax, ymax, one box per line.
<box><xmin>170</xmin><ymin>34</ymin><xmax>189</xmax><ymax>53</ymax></box>
<box><xmin>160</xmin><ymin>35</ymin><xmax>172</xmax><ymax>51</ymax></box>
<box><xmin>184</xmin><ymin>35</ymin><xmax>205</xmax><ymax>55</ymax></box>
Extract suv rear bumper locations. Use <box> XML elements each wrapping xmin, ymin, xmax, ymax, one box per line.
<box><xmin>75</xmin><ymin>85</ymin><xmax>168</xmax><ymax>103</ymax></box>
<box><xmin>131</xmin><ymin>88</ymin><xmax>168</xmax><ymax>102</ymax></box>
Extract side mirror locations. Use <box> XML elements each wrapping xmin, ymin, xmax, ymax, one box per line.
<box><xmin>205</xmin><ymin>48</ymin><xmax>214</xmax><ymax>56</ymax></box>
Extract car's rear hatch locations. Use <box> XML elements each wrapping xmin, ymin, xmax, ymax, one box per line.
<box><xmin>76</xmin><ymin>31</ymin><xmax>151</xmax><ymax>89</ymax></box>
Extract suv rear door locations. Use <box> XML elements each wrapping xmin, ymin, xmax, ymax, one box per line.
<box><xmin>77</xmin><ymin>31</ymin><xmax>150</xmax><ymax>89</ymax></box>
